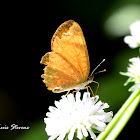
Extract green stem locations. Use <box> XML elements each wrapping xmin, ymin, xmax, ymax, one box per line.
<box><xmin>105</xmin><ymin>93</ymin><xmax>140</xmax><ymax>140</ymax></box>
<box><xmin>96</xmin><ymin>89</ymin><xmax>140</xmax><ymax>140</ymax></box>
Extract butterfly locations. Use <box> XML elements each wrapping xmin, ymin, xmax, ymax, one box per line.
<box><xmin>40</xmin><ymin>20</ymin><xmax>105</xmax><ymax>95</ymax></box>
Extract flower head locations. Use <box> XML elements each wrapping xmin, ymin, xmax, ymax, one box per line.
<box><xmin>120</xmin><ymin>57</ymin><xmax>140</xmax><ymax>91</ymax></box>
<box><xmin>44</xmin><ymin>92</ymin><xmax>113</xmax><ymax>140</ymax></box>
<box><xmin>124</xmin><ymin>20</ymin><xmax>140</xmax><ymax>49</ymax></box>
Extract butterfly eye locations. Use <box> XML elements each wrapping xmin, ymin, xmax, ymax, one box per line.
<box><xmin>88</xmin><ymin>76</ymin><xmax>94</xmax><ymax>81</ymax></box>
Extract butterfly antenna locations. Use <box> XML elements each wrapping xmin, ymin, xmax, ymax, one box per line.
<box><xmin>94</xmin><ymin>69</ymin><xmax>106</xmax><ymax>75</ymax></box>
<box><xmin>90</xmin><ymin>59</ymin><xmax>105</xmax><ymax>77</ymax></box>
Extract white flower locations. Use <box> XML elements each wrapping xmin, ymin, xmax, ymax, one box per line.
<box><xmin>124</xmin><ymin>20</ymin><xmax>140</xmax><ymax>49</ymax></box>
<box><xmin>120</xmin><ymin>57</ymin><xmax>140</xmax><ymax>91</ymax></box>
<box><xmin>44</xmin><ymin>92</ymin><xmax>113</xmax><ymax>140</ymax></box>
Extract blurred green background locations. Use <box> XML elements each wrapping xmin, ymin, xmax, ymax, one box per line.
<box><xmin>0</xmin><ymin>0</ymin><xmax>140</xmax><ymax>140</ymax></box>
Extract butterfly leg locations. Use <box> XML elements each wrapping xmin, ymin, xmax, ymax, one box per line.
<box><xmin>92</xmin><ymin>81</ymin><xmax>99</xmax><ymax>96</ymax></box>
<box><xmin>65</xmin><ymin>90</ymin><xmax>71</xmax><ymax>96</ymax></box>
<box><xmin>65</xmin><ymin>90</ymin><xmax>78</xmax><ymax>97</ymax></box>
<box><xmin>86</xmin><ymin>81</ymin><xmax>99</xmax><ymax>96</ymax></box>
<box><xmin>86</xmin><ymin>86</ymin><xmax>89</xmax><ymax>92</ymax></box>
<box><xmin>85</xmin><ymin>86</ymin><xmax>95</xmax><ymax>96</ymax></box>
<box><xmin>72</xmin><ymin>90</ymin><xmax>78</xmax><ymax>96</ymax></box>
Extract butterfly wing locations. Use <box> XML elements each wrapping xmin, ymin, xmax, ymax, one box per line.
<box><xmin>41</xmin><ymin>52</ymin><xmax>83</xmax><ymax>92</ymax></box>
<box><xmin>41</xmin><ymin>20</ymin><xmax>90</xmax><ymax>93</ymax></box>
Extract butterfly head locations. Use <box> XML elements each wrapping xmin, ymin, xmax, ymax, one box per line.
<box><xmin>87</xmin><ymin>75</ymin><xmax>94</xmax><ymax>83</ymax></box>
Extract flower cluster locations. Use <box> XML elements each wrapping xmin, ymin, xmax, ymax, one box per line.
<box><xmin>44</xmin><ymin>92</ymin><xmax>113</xmax><ymax>140</ymax></box>
<box><xmin>122</xmin><ymin>20</ymin><xmax>140</xmax><ymax>91</ymax></box>
<box><xmin>124</xmin><ymin>20</ymin><xmax>140</xmax><ymax>50</ymax></box>
<box><xmin>120</xmin><ymin>57</ymin><xmax>140</xmax><ymax>91</ymax></box>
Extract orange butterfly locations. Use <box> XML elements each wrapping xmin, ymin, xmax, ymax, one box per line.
<box><xmin>40</xmin><ymin>20</ymin><xmax>105</xmax><ymax>95</ymax></box>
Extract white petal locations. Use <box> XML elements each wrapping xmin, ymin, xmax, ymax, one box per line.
<box><xmin>83</xmin><ymin>120</ymin><xmax>91</xmax><ymax>128</ymax></box>
<box><xmin>57</xmin><ymin>133</ymin><xmax>66</xmax><ymax>140</ymax></box>
<box><xmin>96</xmin><ymin>101</ymin><xmax>109</xmax><ymax>109</ymax></box>
<box><xmin>130</xmin><ymin>20</ymin><xmax>140</xmax><ymax>38</ymax></box>
<box><xmin>46</xmin><ymin>112</ymin><xmax>51</xmax><ymax>117</ymax></box>
<box><xmin>54</xmin><ymin>101</ymin><xmax>61</xmax><ymax>108</ymax></box>
<box><xmin>94</xmin><ymin>99</ymin><xmax>103</xmax><ymax>107</ymax></box>
<box><xmin>82</xmin><ymin>92</ymin><xmax>90</xmax><ymax>102</ymax></box>
<box><xmin>45</xmin><ymin>123</ymin><xmax>57</xmax><ymax>135</ymax></box>
<box><xmin>49</xmin><ymin>106</ymin><xmax>57</xmax><ymax>113</ymax></box>
<box><xmin>94</xmin><ymin>125</ymin><xmax>106</xmax><ymax>132</ymax></box>
<box><xmin>90</xmin><ymin>95</ymin><xmax>99</xmax><ymax>105</ymax></box>
<box><xmin>67</xmin><ymin>93</ymin><xmax>74</xmax><ymax>103</ymax></box>
<box><xmin>81</xmin><ymin>125</ymin><xmax>88</xmax><ymax>137</ymax></box>
<box><xmin>129</xmin><ymin>57</ymin><xmax>136</xmax><ymax>62</ymax></box>
<box><xmin>95</xmin><ymin>111</ymin><xmax>113</xmax><ymax>122</ymax></box>
<box><xmin>49</xmin><ymin>135</ymin><xmax>57</xmax><ymax>140</ymax></box>
<box><xmin>129</xmin><ymin>83</ymin><xmax>140</xmax><ymax>91</ymax></box>
<box><xmin>89</xmin><ymin>117</ymin><xmax>106</xmax><ymax>131</ymax></box>
<box><xmin>88</xmin><ymin>128</ymin><xmax>96</xmax><ymax>139</ymax></box>
<box><xmin>75</xmin><ymin>91</ymin><xmax>81</xmax><ymax>102</ymax></box>
<box><xmin>68</xmin><ymin>126</ymin><xmax>76</xmax><ymax>140</ymax></box>
<box><xmin>60</xmin><ymin>96</ymin><xmax>68</xmax><ymax>106</ymax></box>
<box><xmin>90</xmin><ymin>114</ymin><xmax>105</xmax><ymax>122</ymax></box>
<box><xmin>100</xmin><ymin>103</ymin><xmax>109</xmax><ymax>110</ymax></box>
<box><xmin>77</xmin><ymin>126</ymin><xmax>83</xmax><ymax>139</ymax></box>
<box><xmin>104</xmin><ymin>111</ymin><xmax>113</xmax><ymax>122</ymax></box>
<box><xmin>44</xmin><ymin>118</ymin><xmax>50</xmax><ymax>124</ymax></box>
<box><xmin>90</xmin><ymin>101</ymin><xmax>105</xmax><ymax>114</ymax></box>
<box><xmin>55</xmin><ymin>99</ymin><xmax>65</xmax><ymax>110</ymax></box>
<box><xmin>61</xmin><ymin>95</ymin><xmax>66</xmax><ymax>100</ymax></box>
<box><xmin>124</xmin><ymin>36</ymin><xmax>138</xmax><ymax>48</ymax></box>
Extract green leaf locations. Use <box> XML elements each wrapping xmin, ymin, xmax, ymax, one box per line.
<box><xmin>64</xmin><ymin>134</ymin><xmax>68</xmax><ymax>140</ymax></box>
<box><xmin>81</xmin><ymin>136</ymin><xmax>87</xmax><ymax>140</ymax></box>
<box><xmin>92</xmin><ymin>128</ymin><xmax>100</xmax><ymax>133</ymax></box>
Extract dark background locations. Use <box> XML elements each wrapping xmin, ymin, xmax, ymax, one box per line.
<box><xmin>0</xmin><ymin>1</ymin><xmax>140</xmax><ymax>140</ymax></box>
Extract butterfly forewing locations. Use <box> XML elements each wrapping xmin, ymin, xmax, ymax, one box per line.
<box><xmin>41</xmin><ymin>20</ymin><xmax>90</xmax><ymax>93</ymax></box>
